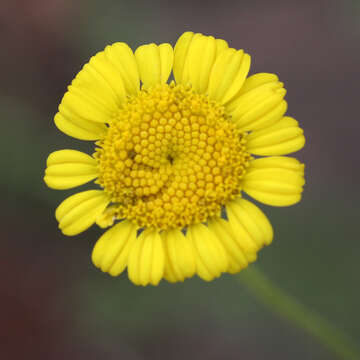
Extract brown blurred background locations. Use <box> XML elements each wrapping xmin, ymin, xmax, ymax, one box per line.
<box><xmin>1</xmin><ymin>0</ymin><xmax>359</xmax><ymax>359</ymax></box>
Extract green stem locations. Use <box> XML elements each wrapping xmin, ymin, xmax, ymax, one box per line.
<box><xmin>238</xmin><ymin>267</ymin><xmax>360</xmax><ymax>360</ymax></box>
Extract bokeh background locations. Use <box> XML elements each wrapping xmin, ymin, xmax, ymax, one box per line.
<box><xmin>1</xmin><ymin>0</ymin><xmax>359</xmax><ymax>359</ymax></box>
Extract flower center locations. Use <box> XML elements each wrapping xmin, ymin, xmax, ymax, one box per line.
<box><xmin>95</xmin><ymin>82</ymin><xmax>251</xmax><ymax>230</ymax></box>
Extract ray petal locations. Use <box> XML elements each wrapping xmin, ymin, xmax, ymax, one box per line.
<box><xmin>161</xmin><ymin>228</ymin><xmax>196</xmax><ymax>282</ymax></box>
<box><xmin>44</xmin><ymin>149</ymin><xmax>98</xmax><ymax>190</ymax></box>
<box><xmin>242</xmin><ymin>157</ymin><xmax>305</xmax><ymax>206</ymax></box>
<box><xmin>187</xmin><ymin>223</ymin><xmax>228</xmax><ymax>281</ymax></box>
<box><xmin>92</xmin><ymin>220</ymin><xmax>138</xmax><ymax>276</ymax></box>
<box><xmin>207</xmin><ymin>48</ymin><xmax>251</xmax><ymax>104</ymax></box>
<box><xmin>226</xmin><ymin>198</ymin><xmax>273</xmax><ymax>251</ymax></box>
<box><xmin>246</xmin><ymin>116</ymin><xmax>305</xmax><ymax>155</ymax></box>
<box><xmin>55</xmin><ymin>190</ymin><xmax>110</xmax><ymax>236</ymax></box>
<box><xmin>135</xmin><ymin>43</ymin><xmax>173</xmax><ymax>88</ymax></box>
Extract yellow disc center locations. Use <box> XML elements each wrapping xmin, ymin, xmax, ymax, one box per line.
<box><xmin>95</xmin><ymin>82</ymin><xmax>250</xmax><ymax>230</ymax></box>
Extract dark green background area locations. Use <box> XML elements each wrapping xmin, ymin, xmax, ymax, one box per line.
<box><xmin>1</xmin><ymin>1</ymin><xmax>359</xmax><ymax>359</ymax></box>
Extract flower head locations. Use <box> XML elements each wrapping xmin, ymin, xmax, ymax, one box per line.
<box><xmin>44</xmin><ymin>32</ymin><xmax>305</xmax><ymax>285</ymax></box>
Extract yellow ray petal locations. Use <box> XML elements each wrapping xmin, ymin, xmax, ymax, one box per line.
<box><xmin>54</xmin><ymin>112</ymin><xmax>107</xmax><ymax>141</ymax></box>
<box><xmin>128</xmin><ymin>229</ymin><xmax>165</xmax><ymax>286</ymax></box>
<box><xmin>135</xmin><ymin>43</ymin><xmax>173</xmax><ymax>88</ymax></box>
<box><xmin>173</xmin><ymin>32</ymin><xmax>229</xmax><ymax>88</ymax></box>
<box><xmin>159</xmin><ymin>44</ymin><xmax>174</xmax><ymax>84</ymax></box>
<box><xmin>150</xmin><ymin>230</ymin><xmax>166</xmax><ymax>285</ymax></box>
<box><xmin>242</xmin><ymin>157</ymin><xmax>305</xmax><ymax>206</ymax></box>
<box><xmin>173</xmin><ymin>31</ymin><xmax>196</xmax><ymax>84</ymax></box>
<box><xmin>46</xmin><ymin>149</ymin><xmax>96</xmax><ymax>166</ymax></box>
<box><xmin>44</xmin><ymin>149</ymin><xmax>98</xmax><ymax>190</ymax></box>
<box><xmin>163</xmin><ymin>267</ymin><xmax>178</xmax><ymax>283</ymax></box>
<box><xmin>162</xmin><ymin>232</ymin><xmax>183</xmax><ymax>283</ymax></box>
<box><xmin>108</xmin><ymin>231</ymin><xmax>137</xmax><ymax>276</ymax></box>
<box><xmin>246</xmin><ymin>116</ymin><xmax>305</xmax><ymax>155</ymax></box>
<box><xmin>248</xmin><ymin>191</ymin><xmax>301</xmax><ymax>207</ymax></box>
<box><xmin>226</xmin><ymin>198</ymin><xmax>273</xmax><ymax>250</ymax></box>
<box><xmin>215</xmin><ymin>39</ymin><xmax>229</xmax><ymax>56</ymax></box>
<box><xmin>236</xmin><ymin>73</ymin><xmax>279</xmax><ymax>95</ymax></box>
<box><xmin>227</xmin><ymin>80</ymin><xmax>283</xmax><ymax>114</ymax></box>
<box><xmin>187</xmin><ymin>223</ymin><xmax>228</xmax><ymax>281</ymax></box>
<box><xmin>207</xmin><ymin>48</ymin><xmax>251</xmax><ymax>104</ymax></box>
<box><xmin>161</xmin><ymin>228</ymin><xmax>196</xmax><ymax>282</ymax></box>
<box><xmin>59</xmin><ymin>89</ymin><xmax>113</xmax><ymax>124</ymax></box>
<box><xmin>248</xmin><ymin>156</ymin><xmax>304</xmax><ymax>171</ymax></box>
<box><xmin>208</xmin><ymin>217</ymin><xmax>255</xmax><ymax>274</ymax></box>
<box><xmin>230</xmin><ymin>87</ymin><xmax>287</xmax><ymax>131</ymax></box>
<box><xmin>138</xmin><ymin>230</ymin><xmax>154</xmax><ymax>286</ymax></box>
<box><xmin>182</xmin><ymin>35</ymin><xmax>217</xmax><ymax>93</ymax></box>
<box><xmin>55</xmin><ymin>190</ymin><xmax>110</xmax><ymax>236</ymax></box>
<box><xmin>103</xmin><ymin>42</ymin><xmax>140</xmax><ymax>96</ymax></box>
<box><xmin>237</xmin><ymin>91</ymin><xmax>287</xmax><ymax>130</ymax></box>
<box><xmin>71</xmin><ymin>63</ymin><xmax>120</xmax><ymax>111</ymax></box>
<box><xmin>88</xmin><ymin>51</ymin><xmax>127</xmax><ymax>104</ymax></box>
<box><xmin>92</xmin><ymin>220</ymin><xmax>138</xmax><ymax>276</ymax></box>
<box><xmin>127</xmin><ymin>236</ymin><xmax>143</xmax><ymax>286</ymax></box>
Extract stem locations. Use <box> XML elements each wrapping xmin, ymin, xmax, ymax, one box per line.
<box><xmin>238</xmin><ymin>267</ymin><xmax>360</xmax><ymax>360</ymax></box>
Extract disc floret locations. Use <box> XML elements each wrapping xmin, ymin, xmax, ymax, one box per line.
<box><xmin>95</xmin><ymin>82</ymin><xmax>251</xmax><ymax>230</ymax></box>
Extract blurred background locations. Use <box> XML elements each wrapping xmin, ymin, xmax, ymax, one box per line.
<box><xmin>1</xmin><ymin>0</ymin><xmax>359</xmax><ymax>359</ymax></box>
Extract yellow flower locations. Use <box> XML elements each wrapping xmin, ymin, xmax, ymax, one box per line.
<box><xmin>44</xmin><ymin>32</ymin><xmax>305</xmax><ymax>286</ymax></box>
